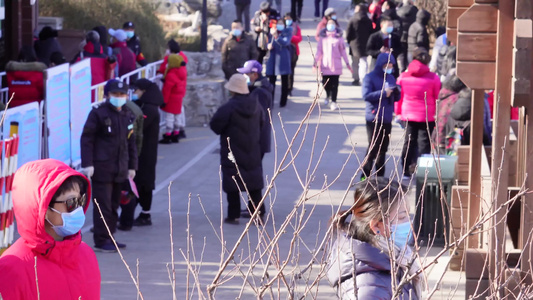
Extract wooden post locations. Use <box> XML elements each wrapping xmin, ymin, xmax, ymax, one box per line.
<box><xmin>489</xmin><ymin>0</ymin><xmax>514</xmax><ymax>294</ymax></box>
<box><xmin>467</xmin><ymin>90</ymin><xmax>485</xmax><ymax>249</ymax></box>
<box><xmin>521</xmin><ymin>0</ymin><xmax>533</xmax><ymax>278</ymax></box>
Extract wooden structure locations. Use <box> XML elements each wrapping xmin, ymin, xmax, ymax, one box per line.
<box><xmin>447</xmin><ymin>0</ymin><xmax>533</xmax><ymax>297</ymax></box>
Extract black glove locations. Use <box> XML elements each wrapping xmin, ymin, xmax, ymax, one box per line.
<box><xmin>107</xmin><ymin>55</ymin><xmax>117</xmax><ymax>63</ymax></box>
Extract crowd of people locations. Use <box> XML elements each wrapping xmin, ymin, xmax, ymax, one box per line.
<box><xmin>0</xmin><ymin>0</ymin><xmax>504</xmax><ymax>298</ymax></box>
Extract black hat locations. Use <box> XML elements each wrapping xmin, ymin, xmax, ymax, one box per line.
<box><xmin>104</xmin><ymin>79</ymin><xmax>129</xmax><ymax>95</ymax></box>
<box><xmin>123</xmin><ymin>22</ymin><xmax>135</xmax><ymax>29</ymax></box>
<box><xmin>260</xmin><ymin>1</ymin><xmax>270</xmax><ymax>12</ymax></box>
<box><xmin>39</xmin><ymin>26</ymin><xmax>58</xmax><ymax>40</ymax></box>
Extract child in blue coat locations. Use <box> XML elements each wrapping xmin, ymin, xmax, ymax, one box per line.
<box><xmin>360</xmin><ymin>52</ymin><xmax>399</xmax><ymax>180</ymax></box>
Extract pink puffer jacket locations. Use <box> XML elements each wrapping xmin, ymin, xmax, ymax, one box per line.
<box><xmin>396</xmin><ymin>60</ymin><xmax>441</xmax><ymax>122</ymax></box>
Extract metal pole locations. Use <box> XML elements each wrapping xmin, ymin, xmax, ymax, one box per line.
<box><xmin>200</xmin><ymin>0</ymin><xmax>208</xmax><ymax>52</ymax></box>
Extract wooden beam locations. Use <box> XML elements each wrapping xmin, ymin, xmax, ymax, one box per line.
<box><xmin>456</xmin><ymin>62</ymin><xmax>496</xmax><ymax>89</ymax></box>
<box><xmin>449</xmin><ymin>0</ymin><xmax>474</xmax><ymax>6</ymax></box>
<box><xmin>521</xmin><ymin>0</ymin><xmax>533</xmax><ymax>278</ymax></box>
<box><xmin>457</xmin><ymin>4</ymin><xmax>498</xmax><ymax>33</ymax></box>
<box><xmin>448</xmin><ymin>7</ymin><xmax>469</xmax><ymax>28</ymax></box>
<box><xmin>467</xmin><ymin>90</ymin><xmax>485</xmax><ymax>249</ymax></box>
<box><xmin>512</xmin><ymin>19</ymin><xmax>532</xmax><ymax>107</ymax></box>
<box><xmin>457</xmin><ymin>33</ymin><xmax>497</xmax><ymax>61</ymax></box>
<box><xmin>489</xmin><ymin>0</ymin><xmax>515</xmax><ymax>294</ymax></box>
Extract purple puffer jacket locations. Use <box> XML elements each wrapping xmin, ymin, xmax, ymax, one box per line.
<box><xmin>315</xmin><ymin>28</ymin><xmax>351</xmax><ymax>76</ymax></box>
<box><xmin>327</xmin><ymin>234</ymin><xmax>420</xmax><ymax>300</ymax></box>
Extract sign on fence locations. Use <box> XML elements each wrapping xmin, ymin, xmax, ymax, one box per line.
<box><xmin>1</xmin><ymin>102</ymin><xmax>40</xmax><ymax>168</ymax></box>
<box><xmin>46</xmin><ymin>63</ymin><xmax>71</xmax><ymax>165</ymax></box>
<box><xmin>69</xmin><ymin>60</ymin><xmax>92</xmax><ymax>168</ymax></box>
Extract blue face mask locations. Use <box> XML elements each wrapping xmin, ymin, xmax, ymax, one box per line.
<box><xmin>390</xmin><ymin>222</ymin><xmax>412</xmax><ymax>248</ymax></box>
<box><xmin>126</xmin><ymin>31</ymin><xmax>135</xmax><ymax>39</ymax></box>
<box><xmin>131</xmin><ymin>94</ymin><xmax>139</xmax><ymax>101</ymax></box>
<box><xmin>286</xmin><ymin>20</ymin><xmax>293</xmax><ymax>27</ymax></box>
<box><xmin>331</xmin><ymin>15</ymin><xmax>337</xmax><ymax>20</ymax></box>
<box><xmin>386</xmin><ymin>26</ymin><xmax>394</xmax><ymax>34</ymax></box>
<box><xmin>232</xmin><ymin>29</ymin><xmax>242</xmax><ymax>37</ymax></box>
<box><xmin>109</xmin><ymin>96</ymin><xmax>127</xmax><ymax>108</ymax></box>
<box><xmin>47</xmin><ymin>207</ymin><xmax>86</xmax><ymax>237</ymax></box>
<box><xmin>276</xmin><ymin>24</ymin><xmax>285</xmax><ymax>31</ymax></box>
<box><xmin>384</xmin><ymin>68</ymin><xmax>393</xmax><ymax>74</ymax></box>
<box><xmin>326</xmin><ymin>24</ymin><xmax>336</xmax><ymax>32</ymax></box>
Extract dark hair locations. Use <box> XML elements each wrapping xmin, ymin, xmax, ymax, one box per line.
<box><xmin>167</xmin><ymin>39</ymin><xmax>181</xmax><ymax>54</ymax></box>
<box><xmin>50</xmin><ymin>51</ymin><xmax>66</xmax><ymax>66</ymax></box>
<box><xmin>284</xmin><ymin>12</ymin><xmax>292</xmax><ymax>18</ymax></box>
<box><xmin>443</xmin><ymin>75</ymin><xmax>466</xmax><ymax>93</ymax></box>
<box><xmin>17</xmin><ymin>45</ymin><xmax>38</xmax><ymax>62</ymax></box>
<box><xmin>413</xmin><ymin>47</ymin><xmax>431</xmax><ymax>65</ymax></box>
<box><xmin>334</xmin><ymin>178</ymin><xmax>405</xmax><ymax>244</ymax></box>
<box><xmin>50</xmin><ymin>175</ymin><xmax>87</xmax><ymax>204</ymax></box>
<box><xmin>435</xmin><ymin>26</ymin><xmax>446</xmax><ymax>38</ymax></box>
<box><xmin>385</xmin><ymin>0</ymin><xmax>396</xmax><ymax>9</ymax></box>
<box><xmin>39</xmin><ymin>26</ymin><xmax>58</xmax><ymax>40</ymax></box>
<box><xmin>356</xmin><ymin>4</ymin><xmax>369</xmax><ymax>13</ymax></box>
<box><xmin>232</xmin><ymin>19</ymin><xmax>242</xmax><ymax>24</ymax></box>
<box><xmin>380</xmin><ymin>16</ymin><xmax>392</xmax><ymax>23</ymax></box>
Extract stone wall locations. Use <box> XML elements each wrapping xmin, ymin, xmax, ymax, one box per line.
<box><xmin>182</xmin><ymin>51</ymin><xmax>227</xmax><ymax>126</ymax></box>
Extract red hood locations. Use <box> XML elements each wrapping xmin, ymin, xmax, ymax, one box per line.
<box><xmin>12</xmin><ymin>159</ymin><xmax>91</xmax><ymax>255</ymax></box>
<box><xmin>406</xmin><ymin>59</ymin><xmax>430</xmax><ymax>77</ymax></box>
<box><xmin>83</xmin><ymin>41</ymin><xmax>102</xmax><ymax>54</ymax></box>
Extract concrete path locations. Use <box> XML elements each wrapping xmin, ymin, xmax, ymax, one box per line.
<box><xmin>79</xmin><ymin>0</ymin><xmax>466</xmax><ymax>299</ymax></box>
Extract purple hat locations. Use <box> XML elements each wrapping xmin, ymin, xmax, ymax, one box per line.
<box><xmin>237</xmin><ymin>60</ymin><xmax>263</xmax><ymax>74</ymax></box>
<box><xmin>108</xmin><ymin>28</ymin><xmax>127</xmax><ymax>42</ymax></box>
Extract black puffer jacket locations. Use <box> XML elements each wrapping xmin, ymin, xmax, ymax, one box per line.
<box><xmin>407</xmin><ymin>9</ymin><xmax>431</xmax><ymax>55</ymax></box>
<box><xmin>210</xmin><ymin>93</ymin><xmax>264</xmax><ymax>193</ymax></box>
<box><xmin>346</xmin><ymin>10</ymin><xmax>374</xmax><ymax>57</ymax></box>
<box><xmin>397</xmin><ymin>3</ymin><xmax>418</xmax><ymax>43</ymax></box>
<box><xmin>81</xmin><ymin>101</ymin><xmax>138</xmax><ymax>183</ymax></box>
<box><xmin>250</xmin><ymin>76</ymin><xmax>274</xmax><ymax>154</ymax></box>
<box><xmin>132</xmin><ymin>79</ymin><xmax>165</xmax><ymax>189</ymax></box>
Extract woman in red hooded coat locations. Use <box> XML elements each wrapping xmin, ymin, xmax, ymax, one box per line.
<box><xmin>0</xmin><ymin>159</ymin><xmax>100</xmax><ymax>299</ymax></box>
<box><xmin>161</xmin><ymin>53</ymin><xmax>187</xmax><ymax>144</ymax></box>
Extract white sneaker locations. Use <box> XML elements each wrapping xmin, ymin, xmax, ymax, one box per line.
<box><xmin>330</xmin><ymin>102</ymin><xmax>338</xmax><ymax>111</ymax></box>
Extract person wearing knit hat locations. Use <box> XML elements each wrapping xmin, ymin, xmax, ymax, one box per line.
<box><xmin>315</xmin><ymin>7</ymin><xmax>340</xmax><ymax>41</ymax></box>
<box><xmin>251</xmin><ymin>1</ymin><xmax>280</xmax><ymax>64</ymax></box>
<box><xmin>108</xmin><ymin>28</ymin><xmax>137</xmax><ymax>76</ymax></box>
<box><xmin>34</xmin><ymin>26</ymin><xmax>63</xmax><ymax>66</ymax></box>
<box><xmin>210</xmin><ymin>73</ymin><xmax>265</xmax><ymax>225</ymax></box>
<box><xmin>161</xmin><ymin>54</ymin><xmax>187</xmax><ymax>144</ymax></box>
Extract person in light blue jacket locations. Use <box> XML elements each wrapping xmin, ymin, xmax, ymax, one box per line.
<box><xmin>265</xmin><ymin>21</ymin><xmax>293</xmax><ymax>107</ymax></box>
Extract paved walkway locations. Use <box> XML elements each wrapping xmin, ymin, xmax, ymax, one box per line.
<box><xmin>79</xmin><ymin>0</ymin><xmax>466</xmax><ymax>299</ymax></box>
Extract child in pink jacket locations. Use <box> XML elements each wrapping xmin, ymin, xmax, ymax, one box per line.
<box><xmin>315</xmin><ymin>19</ymin><xmax>353</xmax><ymax>111</ymax></box>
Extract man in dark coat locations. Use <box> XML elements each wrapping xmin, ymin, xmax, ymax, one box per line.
<box><xmin>118</xmin><ymin>79</ymin><xmax>165</xmax><ymax>228</ymax></box>
<box><xmin>251</xmin><ymin>1</ymin><xmax>280</xmax><ymax>64</ymax></box>
<box><xmin>396</xmin><ymin>0</ymin><xmax>418</xmax><ymax>72</ymax></box>
<box><xmin>237</xmin><ymin>60</ymin><xmax>273</xmax><ymax>156</ymax></box>
<box><xmin>366</xmin><ymin>17</ymin><xmax>402</xmax><ymax>73</ymax></box>
<box><xmin>123</xmin><ymin>22</ymin><xmax>148</xmax><ymax>67</ymax></box>
<box><xmin>81</xmin><ymin>80</ymin><xmax>138</xmax><ymax>252</ymax></box>
<box><xmin>210</xmin><ymin>74</ymin><xmax>265</xmax><ymax>224</ymax></box>
<box><xmin>221</xmin><ymin>20</ymin><xmax>258</xmax><ymax>80</ymax></box>
<box><xmin>407</xmin><ymin>9</ymin><xmax>431</xmax><ymax>62</ymax></box>
<box><xmin>235</xmin><ymin>0</ymin><xmax>252</xmax><ymax>32</ymax></box>
<box><xmin>34</xmin><ymin>26</ymin><xmax>63</xmax><ymax>67</ymax></box>
<box><xmin>346</xmin><ymin>4</ymin><xmax>373</xmax><ymax>86</ymax></box>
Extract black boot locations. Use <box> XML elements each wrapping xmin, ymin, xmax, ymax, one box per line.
<box><xmin>171</xmin><ymin>132</ymin><xmax>180</xmax><ymax>143</ymax></box>
<box><xmin>177</xmin><ymin>129</ymin><xmax>186</xmax><ymax>139</ymax></box>
<box><xmin>133</xmin><ymin>213</ymin><xmax>152</xmax><ymax>226</ymax></box>
<box><xmin>159</xmin><ymin>133</ymin><xmax>172</xmax><ymax>144</ymax></box>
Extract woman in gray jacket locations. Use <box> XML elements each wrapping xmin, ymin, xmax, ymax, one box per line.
<box><xmin>327</xmin><ymin>178</ymin><xmax>424</xmax><ymax>299</ymax></box>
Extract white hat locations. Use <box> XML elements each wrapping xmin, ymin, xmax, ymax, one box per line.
<box><xmin>108</xmin><ymin>28</ymin><xmax>127</xmax><ymax>42</ymax></box>
<box><xmin>224</xmin><ymin>74</ymin><xmax>249</xmax><ymax>94</ymax></box>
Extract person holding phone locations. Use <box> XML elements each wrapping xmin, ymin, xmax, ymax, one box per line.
<box><xmin>361</xmin><ymin>52</ymin><xmax>399</xmax><ymax>180</ymax></box>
